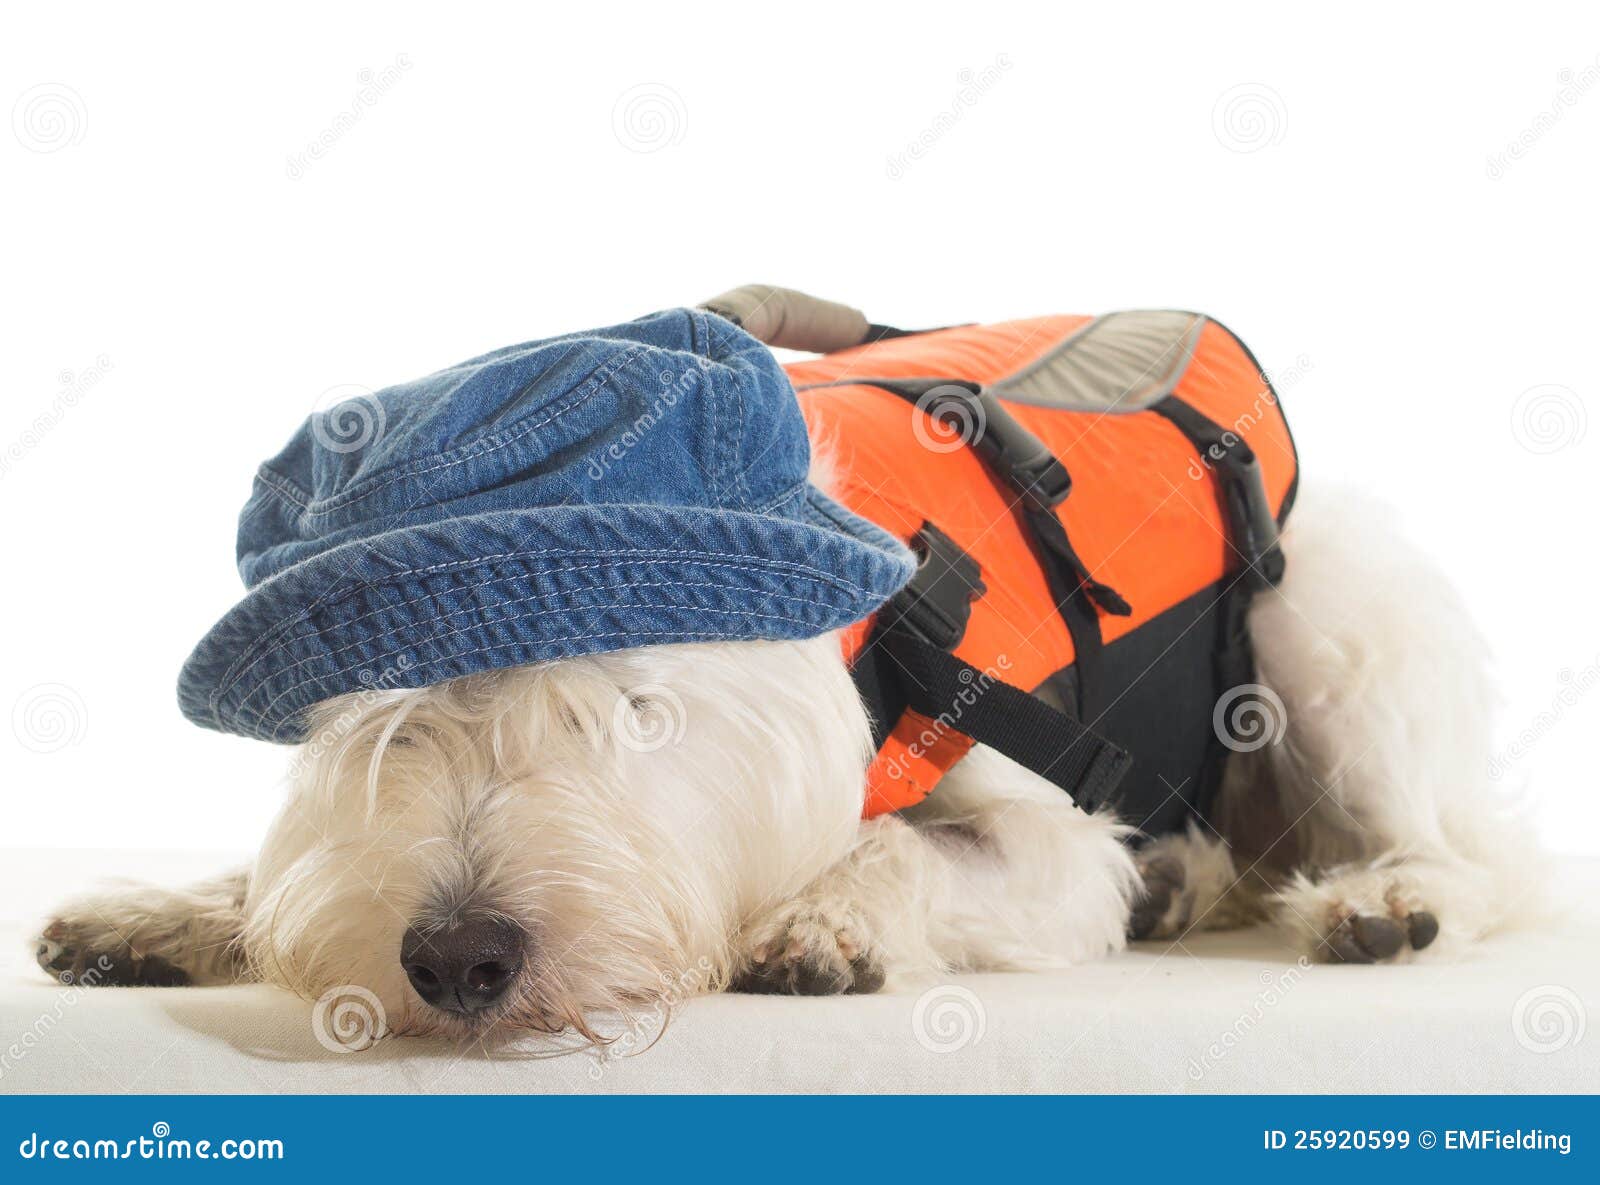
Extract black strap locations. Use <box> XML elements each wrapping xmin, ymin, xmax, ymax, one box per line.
<box><xmin>849</xmin><ymin>377</ymin><xmax>1130</xmax><ymax>717</ymax></box>
<box><xmin>1152</xmin><ymin>395</ymin><xmax>1286</xmax><ymax>589</ymax></box>
<box><xmin>853</xmin><ymin>628</ymin><xmax>1132</xmax><ymax>810</ymax></box>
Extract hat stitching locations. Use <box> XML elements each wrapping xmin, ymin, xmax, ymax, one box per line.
<box><xmin>288</xmin><ymin>343</ymin><xmax>651</xmax><ymax>518</ymax></box>
<box><xmin>236</xmin><ymin>602</ymin><xmax>846</xmax><ymax>730</ymax></box>
<box><xmin>228</xmin><ymin>623</ymin><xmax>832</xmax><ymax>741</ymax></box>
<box><xmin>208</xmin><ymin>544</ymin><xmax>884</xmax><ymax>707</ymax></box>
<box><xmin>221</xmin><ymin>576</ymin><xmax>845</xmax><ymax>707</ymax></box>
<box><xmin>251</xmin><ymin>464</ymin><xmax>313</xmax><ymax>511</ymax></box>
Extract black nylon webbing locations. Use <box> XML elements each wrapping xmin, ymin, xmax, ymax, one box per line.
<box><xmin>855</xmin><ymin>628</ymin><xmax>1132</xmax><ymax>810</ymax></box>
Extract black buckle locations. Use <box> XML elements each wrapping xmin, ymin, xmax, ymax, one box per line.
<box><xmin>864</xmin><ymin>379</ymin><xmax>1075</xmax><ymax>510</ymax></box>
<box><xmin>921</xmin><ymin>382</ymin><xmax>1073</xmax><ymax>509</ymax></box>
<box><xmin>879</xmin><ymin>522</ymin><xmax>986</xmax><ymax>650</ymax></box>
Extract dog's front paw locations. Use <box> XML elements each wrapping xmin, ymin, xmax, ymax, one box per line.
<box><xmin>34</xmin><ymin>917</ymin><xmax>191</xmax><ymax>987</ymax></box>
<box><xmin>730</xmin><ymin>900</ymin><xmax>885</xmax><ymax>996</ymax></box>
<box><xmin>1128</xmin><ymin>852</ymin><xmax>1188</xmax><ymax>940</ymax></box>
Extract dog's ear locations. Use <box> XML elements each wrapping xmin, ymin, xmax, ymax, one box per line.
<box><xmin>35</xmin><ymin>868</ymin><xmax>254</xmax><ymax>987</ymax></box>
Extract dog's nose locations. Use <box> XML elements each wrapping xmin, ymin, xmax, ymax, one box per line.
<box><xmin>400</xmin><ymin>916</ymin><xmax>525</xmax><ymax>1015</ymax></box>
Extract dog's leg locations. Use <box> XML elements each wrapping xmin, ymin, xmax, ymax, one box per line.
<box><xmin>1229</xmin><ymin>491</ymin><xmax>1542</xmax><ymax>963</ymax></box>
<box><xmin>729</xmin><ymin>815</ymin><xmax>923</xmax><ymax>995</ymax></box>
<box><xmin>1127</xmin><ymin>825</ymin><xmax>1267</xmax><ymax>940</ymax></box>
<box><xmin>912</xmin><ymin>745</ymin><xmax>1142</xmax><ymax>970</ymax></box>
<box><xmin>35</xmin><ymin>868</ymin><xmax>253</xmax><ymax>986</ymax></box>
<box><xmin>729</xmin><ymin>743</ymin><xmax>1143</xmax><ymax>993</ymax></box>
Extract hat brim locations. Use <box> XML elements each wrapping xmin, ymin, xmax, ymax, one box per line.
<box><xmin>178</xmin><ymin>485</ymin><xmax>915</xmax><ymax>742</ymax></box>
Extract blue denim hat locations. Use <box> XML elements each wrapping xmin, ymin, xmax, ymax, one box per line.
<box><xmin>178</xmin><ymin>309</ymin><xmax>916</xmax><ymax>742</ymax></box>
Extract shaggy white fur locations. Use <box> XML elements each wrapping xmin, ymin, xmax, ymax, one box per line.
<box><xmin>35</xmin><ymin>490</ymin><xmax>1540</xmax><ymax>1044</ymax></box>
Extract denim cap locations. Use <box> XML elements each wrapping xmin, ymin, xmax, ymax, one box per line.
<box><xmin>178</xmin><ymin>309</ymin><xmax>916</xmax><ymax>742</ymax></box>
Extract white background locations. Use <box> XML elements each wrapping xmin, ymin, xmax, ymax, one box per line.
<box><xmin>3</xmin><ymin>3</ymin><xmax>1596</xmax><ymax>855</ymax></box>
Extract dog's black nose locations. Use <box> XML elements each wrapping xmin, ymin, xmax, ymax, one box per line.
<box><xmin>400</xmin><ymin>916</ymin><xmax>525</xmax><ymax>1015</ymax></box>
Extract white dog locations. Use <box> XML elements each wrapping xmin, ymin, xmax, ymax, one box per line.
<box><xmin>37</xmin><ymin>481</ymin><xmax>1537</xmax><ymax>1042</ymax></box>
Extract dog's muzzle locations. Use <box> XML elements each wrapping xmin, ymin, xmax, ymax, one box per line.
<box><xmin>400</xmin><ymin>915</ymin><xmax>526</xmax><ymax>1016</ymax></box>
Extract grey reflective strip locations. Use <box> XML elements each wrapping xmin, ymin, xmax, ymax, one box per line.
<box><xmin>698</xmin><ymin>284</ymin><xmax>871</xmax><ymax>354</ymax></box>
<box><xmin>989</xmin><ymin>310</ymin><xmax>1208</xmax><ymax>413</ymax></box>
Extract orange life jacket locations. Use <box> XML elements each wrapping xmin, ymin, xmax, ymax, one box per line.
<box><xmin>701</xmin><ymin>289</ymin><xmax>1297</xmax><ymax>833</ymax></box>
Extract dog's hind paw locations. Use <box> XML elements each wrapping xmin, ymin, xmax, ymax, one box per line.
<box><xmin>1280</xmin><ymin>866</ymin><xmax>1445</xmax><ymax>964</ymax></box>
<box><xmin>729</xmin><ymin>900</ymin><xmax>885</xmax><ymax>996</ymax></box>
<box><xmin>1323</xmin><ymin>906</ymin><xmax>1439</xmax><ymax>964</ymax></box>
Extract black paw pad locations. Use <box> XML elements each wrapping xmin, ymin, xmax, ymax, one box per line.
<box><xmin>1406</xmin><ymin>910</ymin><xmax>1440</xmax><ymax>951</ymax></box>
<box><xmin>730</xmin><ymin>951</ymin><xmax>884</xmax><ymax>996</ymax></box>
<box><xmin>34</xmin><ymin>934</ymin><xmax>190</xmax><ymax>988</ymax></box>
<box><xmin>1128</xmin><ymin>853</ymin><xmax>1185</xmax><ymax>940</ymax></box>
<box><xmin>1327</xmin><ymin>914</ymin><xmax>1406</xmax><ymax>963</ymax></box>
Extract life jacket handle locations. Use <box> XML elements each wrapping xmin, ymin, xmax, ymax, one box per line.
<box><xmin>699</xmin><ymin>284</ymin><xmax>918</xmax><ymax>354</ymax></box>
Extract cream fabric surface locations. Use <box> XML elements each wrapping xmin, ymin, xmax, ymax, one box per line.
<box><xmin>2</xmin><ymin>848</ymin><xmax>1595</xmax><ymax>1094</ymax></box>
